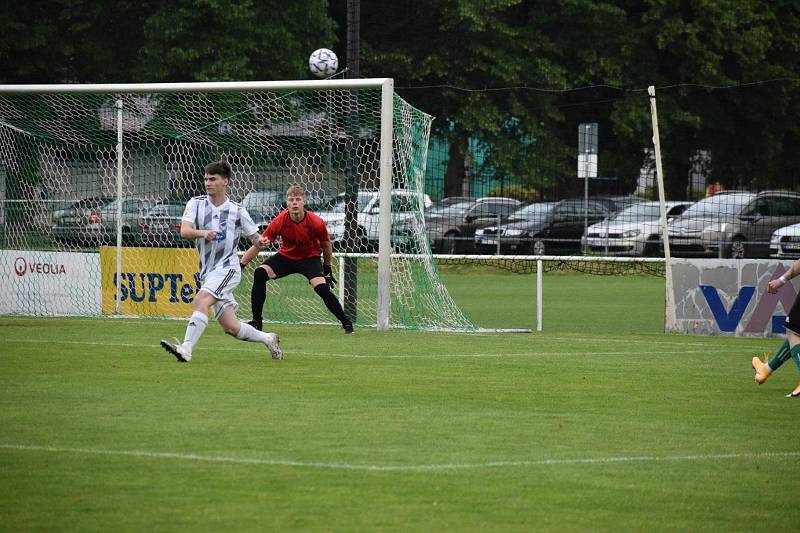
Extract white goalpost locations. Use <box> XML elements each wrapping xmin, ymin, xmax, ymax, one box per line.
<box><xmin>0</xmin><ymin>79</ymin><xmax>475</xmax><ymax>331</ymax></box>
<box><xmin>648</xmin><ymin>85</ymin><xmax>676</xmax><ymax>330</ymax></box>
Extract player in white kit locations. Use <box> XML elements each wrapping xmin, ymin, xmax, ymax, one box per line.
<box><xmin>160</xmin><ymin>161</ymin><xmax>282</xmax><ymax>363</ymax></box>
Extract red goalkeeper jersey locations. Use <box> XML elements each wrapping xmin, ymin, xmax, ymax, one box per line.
<box><xmin>263</xmin><ymin>209</ymin><xmax>330</xmax><ymax>260</ymax></box>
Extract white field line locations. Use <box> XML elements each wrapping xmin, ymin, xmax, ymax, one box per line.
<box><xmin>1</xmin><ymin>443</ymin><xmax>797</xmax><ymax>472</ymax></box>
<box><xmin>1</xmin><ymin>337</ymin><xmax>715</xmax><ymax>358</ymax></box>
<box><xmin>0</xmin><ymin>316</ymin><xmax>762</xmax><ymax>347</ymax></box>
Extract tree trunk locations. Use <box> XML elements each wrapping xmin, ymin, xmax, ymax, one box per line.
<box><xmin>444</xmin><ymin>136</ymin><xmax>466</xmax><ymax>198</ymax></box>
<box><xmin>665</xmin><ymin>156</ymin><xmax>690</xmax><ymax>201</ymax></box>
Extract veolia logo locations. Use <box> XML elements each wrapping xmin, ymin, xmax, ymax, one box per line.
<box><xmin>701</xmin><ymin>264</ymin><xmax>794</xmax><ymax>334</ymax></box>
<box><xmin>13</xmin><ymin>257</ymin><xmax>67</xmax><ymax>277</ymax></box>
<box><xmin>14</xmin><ymin>257</ymin><xmax>26</xmax><ymax>277</ymax></box>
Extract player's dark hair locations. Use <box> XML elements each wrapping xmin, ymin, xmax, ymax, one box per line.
<box><xmin>204</xmin><ymin>161</ymin><xmax>231</xmax><ymax>179</ymax></box>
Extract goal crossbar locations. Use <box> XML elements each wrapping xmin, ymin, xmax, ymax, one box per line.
<box><xmin>0</xmin><ymin>78</ymin><xmax>392</xmax><ymax>94</ymax></box>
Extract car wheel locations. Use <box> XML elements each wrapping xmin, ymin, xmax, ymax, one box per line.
<box><xmin>442</xmin><ymin>232</ymin><xmax>459</xmax><ymax>254</ymax></box>
<box><xmin>728</xmin><ymin>237</ymin><xmax>746</xmax><ymax>259</ymax></box>
<box><xmin>643</xmin><ymin>236</ymin><xmax>660</xmax><ymax>257</ymax></box>
<box><xmin>532</xmin><ymin>239</ymin><xmax>546</xmax><ymax>255</ymax></box>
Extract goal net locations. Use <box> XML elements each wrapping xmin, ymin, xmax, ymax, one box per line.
<box><xmin>0</xmin><ymin>79</ymin><xmax>475</xmax><ymax>331</ymax></box>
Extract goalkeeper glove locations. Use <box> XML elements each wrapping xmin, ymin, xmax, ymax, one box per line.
<box><xmin>323</xmin><ymin>263</ymin><xmax>336</xmax><ymax>288</ymax></box>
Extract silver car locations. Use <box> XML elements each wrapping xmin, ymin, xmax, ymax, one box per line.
<box><xmin>770</xmin><ymin>222</ymin><xmax>800</xmax><ymax>259</ymax></box>
<box><xmin>582</xmin><ymin>201</ymin><xmax>691</xmax><ymax>256</ymax></box>
<box><xmin>669</xmin><ymin>191</ymin><xmax>800</xmax><ymax>258</ymax></box>
<box><xmin>135</xmin><ymin>201</ymin><xmax>189</xmax><ymax>247</ymax></box>
<box><xmin>51</xmin><ymin>196</ymin><xmax>156</xmax><ymax>247</ymax></box>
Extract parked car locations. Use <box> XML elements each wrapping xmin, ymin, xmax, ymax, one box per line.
<box><xmin>474</xmin><ymin>202</ymin><xmax>556</xmax><ymax>253</ymax></box>
<box><xmin>135</xmin><ymin>201</ymin><xmax>189</xmax><ymax>247</ymax></box>
<box><xmin>241</xmin><ymin>190</ymin><xmax>285</xmax><ymax>232</ymax></box>
<box><xmin>473</xmin><ymin>198</ymin><xmax>610</xmax><ymax>255</ymax></box>
<box><xmin>668</xmin><ymin>191</ymin><xmax>800</xmax><ymax>258</ymax></box>
<box><xmin>581</xmin><ymin>201</ymin><xmax>691</xmax><ymax>256</ymax></box>
<box><xmin>51</xmin><ymin>197</ymin><xmax>108</xmax><ymax>246</ymax></box>
<box><xmin>51</xmin><ymin>196</ymin><xmax>157</xmax><ymax>247</ymax></box>
<box><xmin>316</xmin><ymin>190</ymin><xmax>432</xmax><ymax>252</ymax></box>
<box><xmin>428</xmin><ymin>196</ymin><xmax>473</xmax><ymax>212</ymax></box>
<box><xmin>426</xmin><ymin>197</ymin><xmax>523</xmax><ymax>253</ymax></box>
<box><xmin>770</xmin><ymin>222</ymin><xmax>800</xmax><ymax>259</ymax></box>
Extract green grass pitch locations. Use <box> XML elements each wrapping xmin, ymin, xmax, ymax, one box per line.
<box><xmin>1</xmin><ymin>270</ymin><xmax>799</xmax><ymax>531</ymax></box>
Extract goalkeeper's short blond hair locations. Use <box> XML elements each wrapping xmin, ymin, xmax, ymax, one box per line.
<box><xmin>286</xmin><ymin>184</ymin><xmax>305</xmax><ymax>198</ymax></box>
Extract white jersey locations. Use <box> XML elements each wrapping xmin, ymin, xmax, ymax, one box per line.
<box><xmin>182</xmin><ymin>195</ymin><xmax>258</xmax><ymax>279</ymax></box>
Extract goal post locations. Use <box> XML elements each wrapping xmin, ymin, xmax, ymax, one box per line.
<box><xmin>0</xmin><ymin>79</ymin><xmax>475</xmax><ymax>331</ymax></box>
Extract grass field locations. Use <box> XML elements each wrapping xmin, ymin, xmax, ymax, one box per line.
<box><xmin>2</xmin><ymin>271</ymin><xmax>799</xmax><ymax>531</ymax></box>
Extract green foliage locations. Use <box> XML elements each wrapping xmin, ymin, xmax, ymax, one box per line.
<box><xmin>353</xmin><ymin>0</ymin><xmax>800</xmax><ymax>196</ymax></box>
<box><xmin>483</xmin><ymin>183</ymin><xmax>541</xmax><ymax>201</ymax></box>
<box><xmin>0</xmin><ymin>0</ymin><xmax>336</xmax><ymax>83</ymax></box>
<box><xmin>138</xmin><ymin>0</ymin><xmax>337</xmax><ymax>82</ymax></box>
<box><xmin>2</xmin><ymin>1</ymin><xmax>799</xmax><ymax>195</ymax></box>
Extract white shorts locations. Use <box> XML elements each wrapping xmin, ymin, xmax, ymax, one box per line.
<box><xmin>199</xmin><ymin>267</ymin><xmax>241</xmax><ymax>319</ymax></box>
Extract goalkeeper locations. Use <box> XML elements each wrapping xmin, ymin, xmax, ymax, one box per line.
<box><xmin>753</xmin><ymin>259</ymin><xmax>800</xmax><ymax>397</ymax></box>
<box><xmin>241</xmin><ymin>184</ymin><xmax>353</xmax><ymax>334</ymax></box>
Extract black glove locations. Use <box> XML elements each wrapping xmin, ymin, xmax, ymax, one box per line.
<box><xmin>240</xmin><ymin>262</ymin><xmax>247</xmax><ymax>271</ymax></box>
<box><xmin>323</xmin><ymin>263</ymin><xmax>337</xmax><ymax>288</ymax></box>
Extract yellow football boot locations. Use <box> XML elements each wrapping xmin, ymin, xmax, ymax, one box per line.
<box><xmin>751</xmin><ymin>354</ymin><xmax>771</xmax><ymax>385</ymax></box>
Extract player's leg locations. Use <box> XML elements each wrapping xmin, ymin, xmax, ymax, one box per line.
<box><xmin>784</xmin><ymin>331</ymin><xmax>800</xmax><ymax>397</ymax></box>
<box><xmin>217</xmin><ymin>305</ymin><xmax>283</xmax><ymax>361</ymax></box>
<box><xmin>781</xmin><ymin>301</ymin><xmax>800</xmax><ymax>396</ymax></box>
<box><xmin>249</xmin><ymin>259</ymin><xmax>281</xmax><ymax>331</ymax></box>
<box><xmin>310</xmin><ymin>275</ymin><xmax>353</xmax><ymax>333</ymax></box>
<box><xmin>753</xmin><ymin>339</ymin><xmax>789</xmax><ymax>384</ymax></box>
<box><xmin>160</xmin><ymin>289</ymin><xmax>216</xmax><ymax>362</ymax></box>
<box><xmin>757</xmin><ymin>298</ymin><xmax>800</xmax><ymax>384</ymax></box>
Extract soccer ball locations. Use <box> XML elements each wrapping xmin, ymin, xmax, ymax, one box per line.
<box><xmin>309</xmin><ymin>48</ymin><xmax>339</xmax><ymax>78</ymax></box>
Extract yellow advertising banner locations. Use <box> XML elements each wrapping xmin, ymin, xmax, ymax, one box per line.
<box><xmin>100</xmin><ymin>246</ymin><xmax>200</xmax><ymax>317</ymax></box>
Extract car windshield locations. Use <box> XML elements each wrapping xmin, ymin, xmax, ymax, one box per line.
<box><xmin>324</xmin><ymin>193</ymin><xmax>375</xmax><ymax>213</ymax></box>
<box><xmin>242</xmin><ymin>191</ymin><xmax>283</xmax><ymax>212</ymax></box>
<box><xmin>681</xmin><ymin>193</ymin><xmax>754</xmax><ymax>218</ymax></box>
<box><xmin>148</xmin><ymin>203</ymin><xmax>184</xmax><ymax>217</ymax></box>
<box><xmin>427</xmin><ymin>201</ymin><xmax>473</xmax><ymax>217</ymax></box>
<box><xmin>610</xmin><ymin>203</ymin><xmax>662</xmax><ymax>222</ymax></box>
<box><xmin>60</xmin><ymin>197</ymin><xmax>111</xmax><ymax>211</ymax></box>
<box><xmin>508</xmin><ymin>203</ymin><xmax>554</xmax><ymax>221</ymax></box>
<box><xmin>100</xmin><ymin>198</ymin><xmax>148</xmax><ymax>215</ymax></box>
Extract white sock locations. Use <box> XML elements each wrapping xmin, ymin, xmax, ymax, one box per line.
<box><xmin>236</xmin><ymin>321</ymin><xmax>269</xmax><ymax>343</ymax></box>
<box><xmin>183</xmin><ymin>311</ymin><xmax>208</xmax><ymax>351</ymax></box>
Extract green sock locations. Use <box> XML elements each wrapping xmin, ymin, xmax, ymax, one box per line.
<box><xmin>768</xmin><ymin>339</ymin><xmax>791</xmax><ymax>371</ymax></box>
<box><xmin>791</xmin><ymin>344</ymin><xmax>800</xmax><ymax>372</ymax></box>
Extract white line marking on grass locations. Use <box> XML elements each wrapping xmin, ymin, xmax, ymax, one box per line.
<box><xmin>1</xmin><ymin>443</ymin><xmax>798</xmax><ymax>472</ymax></box>
<box><xmin>1</xmin><ymin>337</ymin><xmax>715</xmax><ymax>359</ymax></box>
<box><xmin>315</xmin><ymin>350</ymin><xmax>713</xmax><ymax>359</ymax></box>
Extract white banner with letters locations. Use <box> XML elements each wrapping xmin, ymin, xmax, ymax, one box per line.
<box><xmin>668</xmin><ymin>258</ymin><xmax>795</xmax><ymax>337</ymax></box>
<box><xmin>0</xmin><ymin>250</ymin><xmax>101</xmax><ymax>316</ymax></box>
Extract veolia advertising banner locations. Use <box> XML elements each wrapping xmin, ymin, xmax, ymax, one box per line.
<box><xmin>0</xmin><ymin>249</ymin><xmax>101</xmax><ymax>315</ymax></box>
<box><xmin>668</xmin><ymin>259</ymin><xmax>795</xmax><ymax>337</ymax></box>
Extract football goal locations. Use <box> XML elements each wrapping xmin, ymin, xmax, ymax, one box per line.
<box><xmin>0</xmin><ymin>79</ymin><xmax>474</xmax><ymax>331</ymax></box>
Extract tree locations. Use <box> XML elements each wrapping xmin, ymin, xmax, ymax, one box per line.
<box><xmin>342</xmin><ymin>0</ymin><xmax>800</xmax><ymax>198</ymax></box>
<box><xmin>609</xmin><ymin>0</ymin><xmax>800</xmax><ymax>197</ymax></box>
<box><xmin>345</xmin><ymin>0</ymin><xmax>569</xmax><ymax>198</ymax></box>
<box><xmin>137</xmin><ymin>0</ymin><xmax>337</xmax><ymax>82</ymax></box>
<box><xmin>0</xmin><ymin>0</ymin><xmax>337</xmax><ymax>83</ymax></box>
